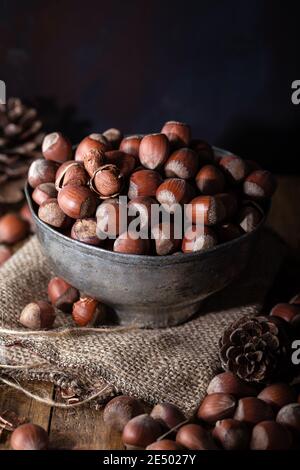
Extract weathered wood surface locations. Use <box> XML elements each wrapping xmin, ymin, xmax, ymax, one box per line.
<box><xmin>0</xmin><ymin>176</ymin><xmax>298</xmax><ymax>450</ymax></box>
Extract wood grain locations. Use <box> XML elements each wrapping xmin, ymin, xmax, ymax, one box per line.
<box><xmin>49</xmin><ymin>390</ymin><xmax>124</xmax><ymax>450</ymax></box>
<box><xmin>267</xmin><ymin>175</ymin><xmax>300</xmax><ymax>254</ymax></box>
<box><xmin>0</xmin><ymin>382</ymin><xmax>53</xmax><ymax>449</ymax></box>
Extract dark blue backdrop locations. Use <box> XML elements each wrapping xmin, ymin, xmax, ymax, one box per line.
<box><xmin>0</xmin><ymin>0</ymin><xmax>299</xmax><ymax>172</ymax></box>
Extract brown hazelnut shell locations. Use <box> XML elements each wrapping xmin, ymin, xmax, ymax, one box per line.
<box><xmin>103</xmin><ymin>396</ymin><xmax>145</xmax><ymax>432</ymax></box>
<box><xmin>57</xmin><ymin>185</ymin><xmax>97</xmax><ymax>219</ymax></box>
<box><xmin>90</xmin><ymin>164</ymin><xmax>123</xmax><ymax>199</ymax></box>
<box><xmin>10</xmin><ymin>423</ymin><xmax>49</xmax><ymax>450</ymax></box>
<box><xmin>0</xmin><ymin>213</ymin><xmax>29</xmax><ymax>244</ymax></box>
<box><xmin>42</xmin><ymin>132</ymin><xmax>72</xmax><ymax>163</ymax></box>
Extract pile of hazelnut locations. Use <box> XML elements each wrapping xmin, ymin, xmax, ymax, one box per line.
<box><xmin>19</xmin><ymin>276</ymin><xmax>101</xmax><ymax>329</ymax></box>
<box><xmin>105</xmin><ymin>372</ymin><xmax>300</xmax><ymax>451</ymax></box>
<box><xmin>10</xmin><ymin>293</ymin><xmax>300</xmax><ymax>450</ymax></box>
<box><xmin>109</xmin><ymin>293</ymin><xmax>300</xmax><ymax>451</ymax></box>
<box><xmin>7</xmin><ymin>373</ymin><xmax>300</xmax><ymax>450</ymax></box>
<box><xmin>27</xmin><ymin>121</ymin><xmax>277</xmax><ymax>255</ymax></box>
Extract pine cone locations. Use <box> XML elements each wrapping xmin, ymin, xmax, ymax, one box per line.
<box><xmin>219</xmin><ymin>316</ymin><xmax>290</xmax><ymax>383</ymax></box>
<box><xmin>0</xmin><ymin>97</ymin><xmax>44</xmax><ymax>204</ymax></box>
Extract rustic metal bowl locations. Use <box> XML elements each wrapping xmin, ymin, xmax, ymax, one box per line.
<box><xmin>25</xmin><ymin>147</ymin><xmax>267</xmax><ymax>328</ymax></box>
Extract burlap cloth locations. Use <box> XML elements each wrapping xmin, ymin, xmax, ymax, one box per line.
<box><xmin>0</xmin><ymin>230</ymin><xmax>285</xmax><ymax>416</ymax></box>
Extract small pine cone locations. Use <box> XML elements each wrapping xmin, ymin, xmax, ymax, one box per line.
<box><xmin>219</xmin><ymin>316</ymin><xmax>290</xmax><ymax>383</ymax></box>
<box><xmin>0</xmin><ymin>97</ymin><xmax>45</xmax><ymax>205</ymax></box>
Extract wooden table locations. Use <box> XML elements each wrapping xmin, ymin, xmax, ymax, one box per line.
<box><xmin>0</xmin><ymin>176</ymin><xmax>299</xmax><ymax>450</ymax></box>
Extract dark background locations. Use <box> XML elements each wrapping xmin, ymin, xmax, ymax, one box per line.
<box><xmin>1</xmin><ymin>0</ymin><xmax>300</xmax><ymax>173</ymax></box>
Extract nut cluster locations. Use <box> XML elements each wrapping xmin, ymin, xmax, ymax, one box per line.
<box><xmin>100</xmin><ymin>370</ymin><xmax>300</xmax><ymax>451</ymax></box>
<box><xmin>28</xmin><ymin>122</ymin><xmax>277</xmax><ymax>256</ymax></box>
<box><xmin>19</xmin><ymin>276</ymin><xmax>101</xmax><ymax>330</ymax></box>
<box><xmin>99</xmin><ymin>292</ymin><xmax>300</xmax><ymax>451</ymax></box>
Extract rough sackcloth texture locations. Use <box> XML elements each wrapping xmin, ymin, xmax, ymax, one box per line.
<box><xmin>0</xmin><ymin>230</ymin><xmax>285</xmax><ymax>416</ymax></box>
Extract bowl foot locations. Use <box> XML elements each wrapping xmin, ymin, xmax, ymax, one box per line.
<box><xmin>114</xmin><ymin>302</ymin><xmax>203</xmax><ymax>329</ymax></box>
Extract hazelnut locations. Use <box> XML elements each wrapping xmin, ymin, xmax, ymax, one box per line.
<box><xmin>270</xmin><ymin>303</ymin><xmax>300</xmax><ymax>323</ymax></box>
<box><xmin>146</xmin><ymin>440</ymin><xmax>182</xmax><ymax>450</ymax></box>
<box><xmin>55</xmin><ymin>161</ymin><xmax>89</xmax><ymax>190</ymax></box>
<box><xmin>28</xmin><ymin>159</ymin><xmax>57</xmax><ymax>188</ymax></box>
<box><xmin>276</xmin><ymin>403</ymin><xmax>300</xmax><ymax>436</ymax></box>
<box><xmin>90</xmin><ymin>164</ymin><xmax>123</xmax><ymax>199</ymax></box>
<box><xmin>190</xmin><ymin>139</ymin><xmax>214</xmax><ymax>164</ymax></box>
<box><xmin>19</xmin><ymin>301</ymin><xmax>55</xmax><ymax>330</ymax></box>
<box><xmin>182</xmin><ymin>225</ymin><xmax>217</xmax><ymax>253</ymax></box>
<box><xmin>105</xmin><ymin>150</ymin><xmax>136</xmax><ymax>177</ymax></box>
<box><xmin>139</xmin><ymin>133</ymin><xmax>170</xmax><ymax>169</ymax></box>
<box><xmin>72</xmin><ymin>297</ymin><xmax>98</xmax><ymax>326</ymax></box>
<box><xmin>291</xmin><ymin>314</ymin><xmax>300</xmax><ymax>333</ymax></box>
<box><xmin>103</xmin><ymin>396</ymin><xmax>145</xmax><ymax>432</ymax></box>
<box><xmin>164</xmin><ymin>148</ymin><xmax>198</xmax><ymax>179</ymax></box>
<box><xmin>20</xmin><ymin>203</ymin><xmax>35</xmax><ymax>232</ymax></box>
<box><xmin>150</xmin><ymin>402</ymin><xmax>186</xmax><ymax>429</ymax></box>
<box><xmin>161</xmin><ymin>121</ymin><xmax>191</xmax><ymax>148</ymax></box>
<box><xmin>207</xmin><ymin>372</ymin><xmax>258</xmax><ymax>397</ymax></box>
<box><xmin>32</xmin><ymin>182</ymin><xmax>57</xmax><ymax>206</ymax></box>
<box><xmin>234</xmin><ymin>397</ymin><xmax>274</xmax><ymax>426</ymax></box>
<box><xmin>102</xmin><ymin>128</ymin><xmax>123</xmax><ymax>148</ymax></box>
<box><xmin>122</xmin><ymin>414</ymin><xmax>162</xmax><ymax>449</ymax></box>
<box><xmin>38</xmin><ymin>198</ymin><xmax>71</xmax><ymax>228</ymax></box>
<box><xmin>197</xmin><ymin>393</ymin><xmax>236</xmax><ymax>423</ymax></box>
<box><xmin>237</xmin><ymin>204</ymin><xmax>263</xmax><ymax>232</ymax></box>
<box><xmin>75</xmin><ymin>134</ymin><xmax>108</xmax><ymax>162</ymax></box>
<box><xmin>0</xmin><ymin>213</ymin><xmax>29</xmax><ymax>244</ymax></box>
<box><xmin>151</xmin><ymin>223</ymin><xmax>181</xmax><ymax>256</ymax></box>
<box><xmin>258</xmin><ymin>383</ymin><xmax>297</xmax><ymax>410</ymax></box>
<box><xmin>0</xmin><ymin>245</ymin><xmax>12</xmax><ymax>266</ymax></box>
<box><xmin>195</xmin><ymin>164</ymin><xmax>225</xmax><ymax>195</ymax></box>
<box><xmin>119</xmin><ymin>135</ymin><xmax>142</xmax><ymax>158</ymax></box>
<box><xmin>48</xmin><ymin>277</ymin><xmax>79</xmax><ymax>313</ymax></box>
<box><xmin>250</xmin><ymin>421</ymin><xmax>292</xmax><ymax>450</ymax></box>
<box><xmin>217</xmin><ymin>223</ymin><xmax>244</xmax><ymax>242</ymax></box>
<box><xmin>212</xmin><ymin>419</ymin><xmax>250</xmax><ymax>450</ymax></box>
<box><xmin>289</xmin><ymin>293</ymin><xmax>300</xmax><ymax>305</ymax></box>
<box><xmin>217</xmin><ymin>192</ymin><xmax>238</xmax><ymax>220</ymax></box>
<box><xmin>83</xmin><ymin>151</ymin><xmax>105</xmax><ymax>177</ymax></box>
<box><xmin>128</xmin><ymin>196</ymin><xmax>156</xmax><ymax>230</ymax></box>
<box><xmin>113</xmin><ymin>231</ymin><xmax>150</xmax><ymax>255</ymax></box>
<box><xmin>244</xmin><ymin>170</ymin><xmax>277</xmax><ymax>200</ymax></box>
<box><xmin>176</xmin><ymin>423</ymin><xmax>218</xmax><ymax>450</ymax></box>
<box><xmin>128</xmin><ymin>169</ymin><xmax>163</xmax><ymax>200</ymax></box>
<box><xmin>58</xmin><ymin>185</ymin><xmax>97</xmax><ymax>219</ymax></box>
<box><xmin>71</xmin><ymin>218</ymin><xmax>100</xmax><ymax>246</ymax></box>
<box><xmin>156</xmin><ymin>178</ymin><xmax>193</xmax><ymax>211</ymax></box>
<box><xmin>186</xmin><ymin>195</ymin><xmax>226</xmax><ymax>226</ymax></box>
<box><xmin>10</xmin><ymin>423</ymin><xmax>49</xmax><ymax>450</ymax></box>
<box><xmin>42</xmin><ymin>132</ymin><xmax>72</xmax><ymax>162</ymax></box>
<box><xmin>96</xmin><ymin>198</ymin><xmax>124</xmax><ymax>238</ymax></box>
<box><xmin>219</xmin><ymin>155</ymin><xmax>249</xmax><ymax>184</ymax></box>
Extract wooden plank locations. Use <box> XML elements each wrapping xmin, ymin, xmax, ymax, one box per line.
<box><xmin>0</xmin><ymin>382</ymin><xmax>53</xmax><ymax>449</ymax></box>
<box><xmin>49</xmin><ymin>390</ymin><xmax>124</xmax><ymax>450</ymax></box>
<box><xmin>266</xmin><ymin>175</ymin><xmax>300</xmax><ymax>305</ymax></box>
<box><xmin>267</xmin><ymin>175</ymin><xmax>300</xmax><ymax>254</ymax></box>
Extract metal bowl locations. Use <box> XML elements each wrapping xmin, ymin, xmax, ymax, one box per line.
<box><xmin>25</xmin><ymin>148</ymin><xmax>266</xmax><ymax>328</ymax></box>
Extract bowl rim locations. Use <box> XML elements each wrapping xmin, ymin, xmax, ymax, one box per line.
<box><xmin>25</xmin><ymin>146</ymin><xmax>268</xmax><ymax>266</ymax></box>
